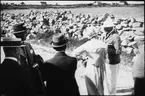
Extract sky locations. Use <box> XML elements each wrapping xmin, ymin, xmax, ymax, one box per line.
<box><xmin>1</xmin><ymin>1</ymin><xmax>144</xmax><ymax>5</ymax></box>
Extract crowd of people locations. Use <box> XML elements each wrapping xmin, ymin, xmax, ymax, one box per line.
<box><xmin>0</xmin><ymin>10</ymin><xmax>144</xmax><ymax>96</ymax></box>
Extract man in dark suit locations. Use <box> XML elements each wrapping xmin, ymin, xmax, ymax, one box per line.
<box><xmin>12</xmin><ymin>23</ymin><xmax>45</xmax><ymax>95</ymax></box>
<box><xmin>39</xmin><ymin>33</ymin><xmax>80</xmax><ymax>96</ymax></box>
<box><xmin>0</xmin><ymin>37</ymin><xmax>36</xmax><ymax>96</ymax></box>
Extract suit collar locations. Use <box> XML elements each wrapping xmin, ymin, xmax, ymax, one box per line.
<box><xmin>55</xmin><ymin>51</ymin><xmax>67</xmax><ymax>57</ymax></box>
<box><xmin>3</xmin><ymin>57</ymin><xmax>20</xmax><ymax>65</ymax></box>
<box><xmin>5</xmin><ymin>57</ymin><xmax>18</xmax><ymax>62</ymax></box>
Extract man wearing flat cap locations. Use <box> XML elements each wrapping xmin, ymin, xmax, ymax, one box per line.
<box><xmin>0</xmin><ymin>37</ymin><xmax>36</xmax><ymax>96</ymax></box>
<box><xmin>12</xmin><ymin>23</ymin><xmax>45</xmax><ymax>95</ymax></box>
<box><xmin>39</xmin><ymin>33</ymin><xmax>80</xmax><ymax>96</ymax></box>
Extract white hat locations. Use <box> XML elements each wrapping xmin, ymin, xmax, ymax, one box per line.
<box><xmin>102</xmin><ymin>17</ymin><xmax>115</xmax><ymax>28</ymax></box>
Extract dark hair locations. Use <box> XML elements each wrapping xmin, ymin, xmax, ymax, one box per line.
<box><xmin>14</xmin><ymin>30</ymin><xmax>28</xmax><ymax>41</ymax></box>
<box><xmin>3</xmin><ymin>47</ymin><xmax>19</xmax><ymax>58</ymax></box>
<box><xmin>53</xmin><ymin>45</ymin><xmax>66</xmax><ymax>51</ymax></box>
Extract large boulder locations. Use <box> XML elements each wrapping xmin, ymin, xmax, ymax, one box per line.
<box><xmin>131</xmin><ymin>22</ymin><xmax>143</xmax><ymax>28</ymax></box>
<box><xmin>132</xmin><ymin>27</ymin><xmax>144</xmax><ymax>36</ymax></box>
<box><xmin>120</xmin><ymin>30</ymin><xmax>135</xmax><ymax>41</ymax></box>
<box><xmin>113</xmin><ymin>18</ymin><xmax>122</xmax><ymax>25</ymax></box>
<box><xmin>116</xmin><ymin>25</ymin><xmax>123</xmax><ymax>30</ymax></box>
<box><xmin>121</xmin><ymin>22</ymin><xmax>128</xmax><ymax>28</ymax></box>
<box><xmin>130</xmin><ymin>17</ymin><xmax>136</xmax><ymax>23</ymax></box>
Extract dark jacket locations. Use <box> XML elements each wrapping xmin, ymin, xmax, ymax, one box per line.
<box><xmin>19</xmin><ymin>42</ymin><xmax>44</xmax><ymax>94</ymax></box>
<box><xmin>39</xmin><ymin>52</ymin><xmax>80</xmax><ymax>96</ymax></box>
<box><xmin>105</xmin><ymin>33</ymin><xmax>121</xmax><ymax>64</ymax></box>
<box><xmin>0</xmin><ymin>59</ymin><xmax>36</xmax><ymax>96</ymax></box>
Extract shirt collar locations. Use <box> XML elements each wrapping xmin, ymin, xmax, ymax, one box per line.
<box><xmin>5</xmin><ymin>57</ymin><xmax>18</xmax><ymax>62</ymax></box>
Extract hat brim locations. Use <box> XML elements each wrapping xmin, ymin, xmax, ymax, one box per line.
<box><xmin>13</xmin><ymin>30</ymin><xmax>25</xmax><ymax>34</ymax></box>
<box><xmin>1</xmin><ymin>45</ymin><xmax>26</xmax><ymax>47</ymax></box>
<box><xmin>50</xmin><ymin>42</ymin><xmax>67</xmax><ymax>47</ymax></box>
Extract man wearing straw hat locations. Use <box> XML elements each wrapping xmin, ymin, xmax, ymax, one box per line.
<box><xmin>0</xmin><ymin>37</ymin><xmax>36</xmax><ymax>96</ymax></box>
<box><xmin>12</xmin><ymin>23</ymin><xmax>45</xmax><ymax>95</ymax></box>
<box><xmin>39</xmin><ymin>33</ymin><xmax>80</xmax><ymax>96</ymax></box>
<box><xmin>101</xmin><ymin>17</ymin><xmax>122</xmax><ymax>95</ymax></box>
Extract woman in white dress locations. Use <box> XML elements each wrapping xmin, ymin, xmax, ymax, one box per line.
<box><xmin>72</xmin><ymin>36</ymin><xmax>108</xmax><ymax>95</ymax></box>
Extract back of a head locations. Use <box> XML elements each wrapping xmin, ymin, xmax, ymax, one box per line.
<box><xmin>13</xmin><ymin>23</ymin><xmax>28</xmax><ymax>41</ymax></box>
<box><xmin>51</xmin><ymin>33</ymin><xmax>68</xmax><ymax>51</ymax></box>
<box><xmin>53</xmin><ymin>45</ymin><xmax>67</xmax><ymax>51</ymax></box>
<box><xmin>3</xmin><ymin>47</ymin><xmax>18</xmax><ymax>58</ymax></box>
<box><xmin>1</xmin><ymin>37</ymin><xmax>22</xmax><ymax>58</ymax></box>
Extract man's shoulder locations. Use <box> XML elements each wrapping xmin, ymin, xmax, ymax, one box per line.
<box><xmin>67</xmin><ymin>56</ymin><xmax>77</xmax><ymax>61</ymax></box>
<box><xmin>2</xmin><ymin>59</ymin><xmax>18</xmax><ymax>65</ymax></box>
<box><xmin>24</xmin><ymin>41</ymin><xmax>32</xmax><ymax>47</ymax></box>
<box><xmin>1</xmin><ymin>59</ymin><xmax>24</xmax><ymax>72</ymax></box>
<box><xmin>46</xmin><ymin>55</ymin><xmax>77</xmax><ymax>64</ymax></box>
<box><xmin>107</xmin><ymin>33</ymin><xmax>120</xmax><ymax>41</ymax></box>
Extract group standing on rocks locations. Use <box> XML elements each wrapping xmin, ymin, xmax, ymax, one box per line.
<box><xmin>0</xmin><ymin>10</ymin><xmax>144</xmax><ymax>96</ymax></box>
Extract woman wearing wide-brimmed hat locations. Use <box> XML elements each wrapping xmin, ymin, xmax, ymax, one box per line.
<box><xmin>72</xmin><ymin>31</ymin><xmax>107</xmax><ymax>95</ymax></box>
<box><xmin>101</xmin><ymin>17</ymin><xmax>122</xmax><ymax>95</ymax></box>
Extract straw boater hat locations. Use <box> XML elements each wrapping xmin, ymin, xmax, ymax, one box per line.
<box><xmin>0</xmin><ymin>37</ymin><xmax>25</xmax><ymax>47</ymax></box>
<box><xmin>50</xmin><ymin>33</ymin><xmax>68</xmax><ymax>47</ymax></box>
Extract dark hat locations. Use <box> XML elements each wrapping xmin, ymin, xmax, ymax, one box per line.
<box><xmin>12</xmin><ymin>23</ymin><xmax>27</xmax><ymax>38</ymax></box>
<box><xmin>0</xmin><ymin>37</ymin><xmax>25</xmax><ymax>47</ymax></box>
<box><xmin>13</xmin><ymin>23</ymin><xmax>26</xmax><ymax>34</ymax></box>
<box><xmin>50</xmin><ymin>33</ymin><xmax>68</xmax><ymax>47</ymax></box>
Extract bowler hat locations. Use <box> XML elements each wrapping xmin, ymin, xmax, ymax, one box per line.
<box><xmin>50</xmin><ymin>33</ymin><xmax>68</xmax><ymax>47</ymax></box>
<box><xmin>0</xmin><ymin>37</ymin><xmax>25</xmax><ymax>47</ymax></box>
<box><xmin>13</xmin><ymin>23</ymin><xmax>26</xmax><ymax>34</ymax></box>
<box><xmin>12</xmin><ymin>23</ymin><xmax>27</xmax><ymax>38</ymax></box>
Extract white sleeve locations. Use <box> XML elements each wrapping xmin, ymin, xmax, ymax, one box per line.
<box><xmin>71</xmin><ymin>43</ymin><xmax>87</xmax><ymax>57</ymax></box>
